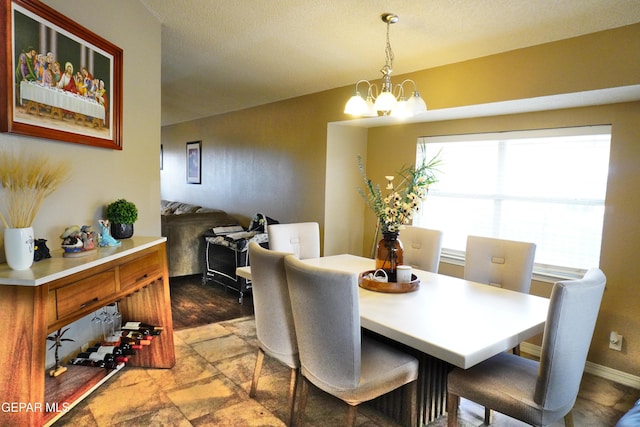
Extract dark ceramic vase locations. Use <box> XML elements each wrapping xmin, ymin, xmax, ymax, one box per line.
<box><xmin>111</xmin><ymin>223</ymin><xmax>134</xmax><ymax>239</ymax></box>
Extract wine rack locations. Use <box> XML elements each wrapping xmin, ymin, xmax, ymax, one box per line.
<box><xmin>0</xmin><ymin>237</ymin><xmax>175</xmax><ymax>426</ymax></box>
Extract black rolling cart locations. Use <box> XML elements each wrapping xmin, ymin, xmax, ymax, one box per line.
<box><xmin>202</xmin><ymin>214</ymin><xmax>275</xmax><ymax>303</ymax></box>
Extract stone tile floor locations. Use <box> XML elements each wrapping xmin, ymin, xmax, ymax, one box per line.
<box><xmin>54</xmin><ymin>317</ymin><xmax>639</xmax><ymax>426</ymax></box>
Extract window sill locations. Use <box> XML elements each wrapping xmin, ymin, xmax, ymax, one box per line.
<box><xmin>439</xmin><ymin>254</ymin><xmax>584</xmax><ymax>284</ymax></box>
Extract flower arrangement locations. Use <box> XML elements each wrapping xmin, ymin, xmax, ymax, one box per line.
<box><xmin>0</xmin><ymin>149</ymin><xmax>70</xmax><ymax>229</ymax></box>
<box><xmin>358</xmin><ymin>145</ymin><xmax>441</xmax><ymax>234</ymax></box>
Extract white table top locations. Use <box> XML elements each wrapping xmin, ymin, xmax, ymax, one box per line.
<box><xmin>237</xmin><ymin>254</ymin><xmax>550</xmax><ymax>369</ymax></box>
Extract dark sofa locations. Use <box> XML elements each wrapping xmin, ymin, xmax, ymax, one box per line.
<box><xmin>160</xmin><ymin>200</ymin><xmax>240</xmax><ymax>277</ymax></box>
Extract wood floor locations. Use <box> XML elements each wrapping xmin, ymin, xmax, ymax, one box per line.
<box><xmin>169</xmin><ymin>274</ymin><xmax>254</xmax><ymax>330</ymax></box>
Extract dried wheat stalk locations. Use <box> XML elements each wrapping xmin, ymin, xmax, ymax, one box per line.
<box><xmin>0</xmin><ymin>150</ymin><xmax>70</xmax><ymax>228</ymax></box>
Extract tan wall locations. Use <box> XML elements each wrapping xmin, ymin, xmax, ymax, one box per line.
<box><xmin>0</xmin><ymin>0</ymin><xmax>162</xmax><ymax>258</ymax></box>
<box><xmin>160</xmin><ymin>89</ymin><xmax>348</xmax><ymax>241</ymax></box>
<box><xmin>161</xmin><ymin>23</ymin><xmax>640</xmax><ymax>376</ymax></box>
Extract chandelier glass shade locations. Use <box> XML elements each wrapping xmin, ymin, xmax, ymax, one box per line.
<box><xmin>344</xmin><ymin>13</ymin><xmax>427</xmax><ymax>118</ymax></box>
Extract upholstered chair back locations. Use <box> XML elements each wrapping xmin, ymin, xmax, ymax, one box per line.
<box><xmin>534</xmin><ymin>268</ymin><xmax>606</xmax><ymax>411</ymax></box>
<box><xmin>248</xmin><ymin>242</ymin><xmax>298</xmax><ymax>368</ymax></box>
<box><xmin>267</xmin><ymin>222</ymin><xmax>320</xmax><ymax>259</ymax></box>
<box><xmin>402</xmin><ymin>226</ymin><xmax>444</xmax><ymax>272</ymax></box>
<box><xmin>284</xmin><ymin>254</ymin><xmax>360</xmax><ymax>390</ymax></box>
<box><xmin>464</xmin><ymin>235</ymin><xmax>536</xmax><ymax>293</ymax></box>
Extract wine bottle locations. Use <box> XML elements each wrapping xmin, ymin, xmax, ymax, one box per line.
<box><xmin>120</xmin><ymin>330</ymin><xmax>154</xmax><ymax>341</ymax></box>
<box><xmin>122</xmin><ymin>321</ymin><xmax>164</xmax><ymax>335</ymax></box>
<box><xmin>77</xmin><ymin>348</ymin><xmax>130</xmax><ymax>364</ymax></box>
<box><xmin>74</xmin><ymin>352</ymin><xmax>128</xmax><ymax>365</ymax></box>
<box><xmin>119</xmin><ymin>335</ymin><xmax>151</xmax><ymax>346</ymax></box>
<box><xmin>108</xmin><ymin>341</ymin><xmax>141</xmax><ymax>353</ymax></box>
<box><xmin>76</xmin><ymin>351</ymin><xmax>115</xmax><ymax>363</ymax></box>
<box><xmin>69</xmin><ymin>358</ymin><xmax>105</xmax><ymax>368</ymax></box>
<box><xmin>68</xmin><ymin>358</ymin><xmax>120</xmax><ymax>369</ymax></box>
<box><xmin>87</xmin><ymin>342</ymin><xmax>139</xmax><ymax>356</ymax></box>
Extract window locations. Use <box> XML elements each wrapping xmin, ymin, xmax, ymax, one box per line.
<box><xmin>414</xmin><ymin>126</ymin><xmax>611</xmax><ymax>279</ymax></box>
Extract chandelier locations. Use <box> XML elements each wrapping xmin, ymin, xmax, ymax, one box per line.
<box><xmin>344</xmin><ymin>13</ymin><xmax>427</xmax><ymax>118</ymax></box>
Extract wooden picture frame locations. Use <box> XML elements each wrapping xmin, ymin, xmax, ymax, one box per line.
<box><xmin>186</xmin><ymin>141</ymin><xmax>201</xmax><ymax>184</ymax></box>
<box><xmin>0</xmin><ymin>0</ymin><xmax>123</xmax><ymax>149</ymax></box>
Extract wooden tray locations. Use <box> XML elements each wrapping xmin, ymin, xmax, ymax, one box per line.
<box><xmin>358</xmin><ymin>270</ymin><xmax>420</xmax><ymax>293</ymax></box>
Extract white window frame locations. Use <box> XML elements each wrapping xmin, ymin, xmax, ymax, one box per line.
<box><xmin>415</xmin><ymin>125</ymin><xmax>611</xmax><ymax>282</ymax></box>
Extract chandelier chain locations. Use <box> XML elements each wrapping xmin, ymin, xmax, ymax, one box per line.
<box><xmin>384</xmin><ymin>21</ymin><xmax>394</xmax><ymax>71</ymax></box>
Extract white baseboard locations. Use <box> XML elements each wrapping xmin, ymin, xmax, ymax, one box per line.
<box><xmin>520</xmin><ymin>342</ymin><xmax>640</xmax><ymax>389</ymax></box>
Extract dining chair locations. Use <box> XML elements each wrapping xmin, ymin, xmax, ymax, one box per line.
<box><xmin>267</xmin><ymin>222</ymin><xmax>320</xmax><ymax>259</ymax></box>
<box><xmin>447</xmin><ymin>268</ymin><xmax>606</xmax><ymax>427</ymax></box>
<box><xmin>464</xmin><ymin>235</ymin><xmax>537</xmax><ymax>294</ymax></box>
<box><xmin>401</xmin><ymin>226</ymin><xmax>444</xmax><ymax>273</ymax></box>
<box><xmin>247</xmin><ymin>242</ymin><xmax>299</xmax><ymax>426</ymax></box>
<box><xmin>464</xmin><ymin>235</ymin><xmax>537</xmax><ymax>421</ymax></box>
<box><xmin>284</xmin><ymin>254</ymin><xmax>419</xmax><ymax>427</ymax></box>
<box><xmin>616</xmin><ymin>398</ymin><xmax>640</xmax><ymax>426</ymax></box>
<box><xmin>465</xmin><ymin>235</ymin><xmax>536</xmax><ymax>356</ymax></box>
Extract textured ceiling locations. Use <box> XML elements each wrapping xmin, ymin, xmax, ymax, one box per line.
<box><xmin>139</xmin><ymin>0</ymin><xmax>640</xmax><ymax>126</ymax></box>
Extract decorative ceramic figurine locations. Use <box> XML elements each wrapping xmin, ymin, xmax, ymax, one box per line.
<box><xmin>33</xmin><ymin>238</ymin><xmax>51</xmax><ymax>262</ymax></box>
<box><xmin>60</xmin><ymin>225</ymin><xmax>83</xmax><ymax>251</ymax></box>
<box><xmin>47</xmin><ymin>328</ymin><xmax>74</xmax><ymax>377</ymax></box>
<box><xmin>80</xmin><ymin>225</ymin><xmax>96</xmax><ymax>250</ymax></box>
<box><xmin>99</xmin><ymin>219</ymin><xmax>121</xmax><ymax>247</ymax></box>
<box><xmin>60</xmin><ymin>225</ymin><xmax>99</xmax><ymax>256</ymax></box>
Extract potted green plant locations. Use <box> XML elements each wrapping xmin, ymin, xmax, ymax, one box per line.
<box><xmin>105</xmin><ymin>198</ymin><xmax>138</xmax><ymax>239</ymax></box>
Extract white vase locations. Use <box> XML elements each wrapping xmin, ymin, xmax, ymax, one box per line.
<box><xmin>4</xmin><ymin>227</ymin><xmax>35</xmax><ymax>270</ymax></box>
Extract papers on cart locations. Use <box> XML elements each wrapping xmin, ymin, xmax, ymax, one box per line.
<box><xmin>210</xmin><ymin>225</ymin><xmax>244</xmax><ymax>235</ymax></box>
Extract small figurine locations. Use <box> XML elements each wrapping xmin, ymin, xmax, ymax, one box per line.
<box><xmin>47</xmin><ymin>328</ymin><xmax>74</xmax><ymax>377</ymax></box>
<box><xmin>99</xmin><ymin>219</ymin><xmax>121</xmax><ymax>247</ymax></box>
<box><xmin>60</xmin><ymin>225</ymin><xmax>98</xmax><ymax>256</ymax></box>
<box><xmin>80</xmin><ymin>225</ymin><xmax>96</xmax><ymax>250</ymax></box>
<box><xmin>33</xmin><ymin>239</ymin><xmax>51</xmax><ymax>262</ymax></box>
<box><xmin>60</xmin><ymin>225</ymin><xmax>83</xmax><ymax>252</ymax></box>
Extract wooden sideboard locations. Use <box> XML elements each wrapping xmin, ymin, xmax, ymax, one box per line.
<box><xmin>0</xmin><ymin>237</ymin><xmax>175</xmax><ymax>426</ymax></box>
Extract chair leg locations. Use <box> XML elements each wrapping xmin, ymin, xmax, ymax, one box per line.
<box><xmin>286</xmin><ymin>367</ymin><xmax>299</xmax><ymax>427</ymax></box>
<box><xmin>446</xmin><ymin>392</ymin><xmax>459</xmax><ymax>427</ymax></box>
<box><xmin>346</xmin><ymin>404</ymin><xmax>358</xmax><ymax>427</ymax></box>
<box><xmin>249</xmin><ymin>348</ymin><xmax>265</xmax><ymax>397</ymax></box>
<box><xmin>293</xmin><ymin>377</ymin><xmax>310</xmax><ymax>427</ymax></box>
<box><xmin>564</xmin><ymin>410</ymin><xmax>575</xmax><ymax>427</ymax></box>
<box><xmin>484</xmin><ymin>407</ymin><xmax>493</xmax><ymax>424</ymax></box>
<box><xmin>403</xmin><ymin>380</ymin><xmax>418</xmax><ymax>427</ymax></box>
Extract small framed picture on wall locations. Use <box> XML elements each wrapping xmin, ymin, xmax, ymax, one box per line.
<box><xmin>186</xmin><ymin>141</ymin><xmax>201</xmax><ymax>184</ymax></box>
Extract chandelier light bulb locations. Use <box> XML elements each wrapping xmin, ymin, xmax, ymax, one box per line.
<box><xmin>374</xmin><ymin>91</ymin><xmax>397</xmax><ymax>114</ymax></box>
<box><xmin>344</xmin><ymin>93</ymin><xmax>368</xmax><ymax>115</ymax></box>
<box><xmin>391</xmin><ymin>98</ymin><xmax>411</xmax><ymax>118</ymax></box>
<box><xmin>407</xmin><ymin>91</ymin><xmax>427</xmax><ymax>115</ymax></box>
<box><xmin>364</xmin><ymin>95</ymin><xmax>378</xmax><ymax>117</ymax></box>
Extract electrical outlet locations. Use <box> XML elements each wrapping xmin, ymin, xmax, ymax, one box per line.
<box><xmin>609</xmin><ymin>331</ymin><xmax>623</xmax><ymax>351</ymax></box>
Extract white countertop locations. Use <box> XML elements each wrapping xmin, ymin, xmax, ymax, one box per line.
<box><xmin>0</xmin><ymin>236</ymin><xmax>166</xmax><ymax>286</ymax></box>
<box><xmin>239</xmin><ymin>253</ymin><xmax>549</xmax><ymax>369</ymax></box>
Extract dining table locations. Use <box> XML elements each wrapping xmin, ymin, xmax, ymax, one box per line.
<box><xmin>237</xmin><ymin>254</ymin><xmax>550</xmax><ymax>425</ymax></box>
